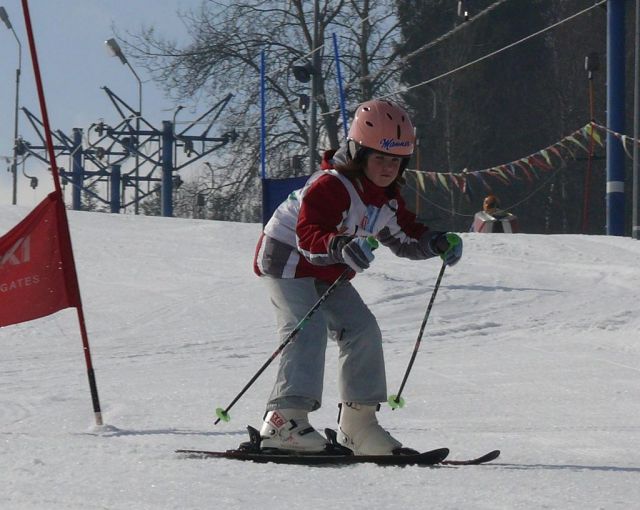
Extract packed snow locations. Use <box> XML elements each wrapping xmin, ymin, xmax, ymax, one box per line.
<box><xmin>1</xmin><ymin>203</ymin><xmax>639</xmax><ymax>509</ymax></box>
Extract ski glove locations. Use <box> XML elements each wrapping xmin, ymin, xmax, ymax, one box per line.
<box><xmin>329</xmin><ymin>236</ymin><xmax>376</xmax><ymax>273</ymax></box>
<box><xmin>429</xmin><ymin>232</ymin><xmax>463</xmax><ymax>266</ymax></box>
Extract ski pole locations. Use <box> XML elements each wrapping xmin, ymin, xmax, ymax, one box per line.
<box><xmin>388</xmin><ymin>260</ymin><xmax>446</xmax><ymax>410</ymax></box>
<box><xmin>213</xmin><ymin>268</ymin><xmax>350</xmax><ymax>424</ymax></box>
<box><xmin>215</xmin><ymin>237</ymin><xmax>378</xmax><ymax>424</ymax></box>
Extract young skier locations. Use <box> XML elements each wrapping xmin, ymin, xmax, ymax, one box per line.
<box><xmin>253</xmin><ymin>99</ymin><xmax>462</xmax><ymax>455</ymax></box>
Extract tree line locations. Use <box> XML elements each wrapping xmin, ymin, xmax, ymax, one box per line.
<box><xmin>112</xmin><ymin>0</ymin><xmax>637</xmax><ymax>234</ymax></box>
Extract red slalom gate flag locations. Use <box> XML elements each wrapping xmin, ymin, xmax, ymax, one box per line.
<box><xmin>13</xmin><ymin>0</ymin><xmax>104</xmax><ymax>426</ymax></box>
<box><xmin>0</xmin><ymin>191</ymin><xmax>80</xmax><ymax>327</ymax></box>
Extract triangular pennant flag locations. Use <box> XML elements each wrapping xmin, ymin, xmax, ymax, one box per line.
<box><xmin>565</xmin><ymin>135</ymin><xmax>589</xmax><ymax>154</ymax></box>
<box><xmin>506</xmin><ymin>164</ymin><xmax>523</xmax><ymax>180</ymax></box>
<box><xmin>489</xmin><ymin>170</ymin><xmax>510</xmax><ymax>185</ymax></box>
<box><xmin>463</xmin><ymin>176</ymin><xmax>473</xmax><ymax>201</ymax></box>
<box><xmin>474</xmin><ymin>172</ymin><xmax>494</xmax><ymax>193</ymax></box>
<box><xmin>529</xmin><ymin>165</ymin><xmax>540</xmax><ymax>179</ymax></box>
<box><xmin>514</xmin><ymin>161</ymin><xmax>533</xmax><ymax>182</ymax></box>
<box><xmin>558</xmin><ymin>142</ymin><xmax>577</xmax><ymax>158</ymax></box>
<box><xmin>620</xmin><ymin>135</ymin><xmax>635</xmax><ymax>159</ymax></box>
<box><xmin>586</xmin><ymin>123</ymin><xmax>604</xmax><ymax>146</ymax></box>
<box><xmin>437</xmin><ymin>172</ymin><xmax>449</xmax><ymax>191</ymax></box>
<box><xmin>492</xmin><ymin>167</ymin><xmax>511</xmax><ymax>184</ymax></box>
<box><xmin>452</xmin><ymin>174</ymin><xmax>464</xmax><ymax>191</ymax></box>
<box><xmin>528</xmin><ymin>155</ymin><xmax>551</xmax><ymax>171</ymax></box>
<box><xmin>548</xmin><ymin>145</ymin><xmax>564</xmax><ymax>159</ymax></box>
<box><xmin>415</xmin><ymin>171</ymin><xmax>426</xmax><ymax>192</ymax></box>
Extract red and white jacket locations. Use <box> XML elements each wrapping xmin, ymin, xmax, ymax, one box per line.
<box><xmin>254</xmin><ymin>169</ymin><xmax>438</xmax><ymax>283</ymax></box>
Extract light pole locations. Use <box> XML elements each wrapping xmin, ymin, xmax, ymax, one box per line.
<box><xmin>105</xmin><ymin>37</ymin><xmax>142</xmax><ymax>213</ymax></box>
<box><xmin>172</xmin><ymin>105</ymin><xmax>184</xmax><ymax>177</ymax></box>
<box><xmin>1</xmin><ymin>6</ymin><xmax>22</xmax><ymax>206</ymax></box>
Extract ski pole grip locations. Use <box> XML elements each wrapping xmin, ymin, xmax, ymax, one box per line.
<box><xmin>444</xmin><ymin>233</ymin><xmax>461</xmax><ymax>251</ymax></box>
<box><xmin>440</xmin><ymin>233</ymin><xmax>461</xmax><ymax>261</ymax></box>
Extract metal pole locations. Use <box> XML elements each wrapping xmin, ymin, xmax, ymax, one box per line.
<box><xmin>104</xmin><ymin>38</ymin><xmax>142</xmax><ymax>214</ymax></box>
<box><xmin>633</xmin><ymin>0</ymin><xmax>640</xmax><ymax>239</ymax></box>
<box><xmin>389</xmin><ymin>261</ymin><xmax>447</xmax><ymax>409</ymax></box>
<box><xmin>260</xmin><ymin>50</ymin><xmax>269</xmax><ymax>225</ymax></box>
<box><xmin>110</xmin><ymin>164</ymin><xmax>121</xmax><ymax>213</ymax></box>
<box><xmin>308</xmin><ymin>0</ymin><xmax>320</xmax><ymax>174</ymax></box>
<box><xmin>582</xmin><ymin>59</ymin><xmax>596</xmax><ymax>234</ymax></box>
<box><xmin>260</xmin><ymin>50</ymin><xmax>266</xmax><ymax>179</ymax></box>
<box><xmin>332</xmin><ymin>33</ymin><xmax>349</xmax><ymax>138</ymax></box>
<box><xmin>606</xmin><ymin>0</ymin><xmax>626</xmax><ymax>236</ymax></box>
<box><xmin>72</xmin><ymin>128</ymin><xmax>83</xmax><ymax>210</ymax></box>
<box><xmin>21</xmin><ymin>0</ymin><xmax>102</xmax><ymax>425</ymax></box>
<box><xmin>161</xmin><ymin>120</ymin><xmax>173</xmax><ymax>217</ymax></box>
<box><xmin>416</xmin><ymin>138</ymin><xmax>421</xmax><ymax>217</ymax></box>
<box><xmin>12</xmin><ymin>45</ymin><xmax>21</xmax><ymax>205</ymax></box>
<box><xmin>126</xmin><ymin>61</ymin><xmax>142</xmax><ymax>215</ymax></box>
<box><xmin>0</xmin><ymin>8</ymin><xmax>22</xmax><ymax>205</ymax></box>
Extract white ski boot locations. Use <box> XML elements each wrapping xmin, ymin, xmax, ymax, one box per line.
<box><xmin>259</xmin><ymin>409</ymin><xmax>328</xmax><ymax>452</ymax></box>
<box><xmin>337</xmin><ymin>402</ymin><xmax>408</xmax><ymax>455</ymax></box>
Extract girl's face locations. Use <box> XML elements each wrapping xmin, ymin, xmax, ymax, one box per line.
<box><xmin>364</xmin><ymin>151</ymin><xmax>402</xmax><ymax>188</ymax></box>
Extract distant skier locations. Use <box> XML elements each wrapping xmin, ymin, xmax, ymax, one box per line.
<box><xmin>253</xmin><ymin>99</ymin><xmax>462</xmax><ymax>455</ymax></box>
<box><xmin>470</xmin><ymin>195</ymin><xmax>519</xmax><ymax>233</ymax></box>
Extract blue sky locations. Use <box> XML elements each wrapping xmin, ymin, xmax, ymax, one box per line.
<box><xmin>0</xmin><ymin>0</ymin><xmax>206</xmax><ymax>207</ymax></box>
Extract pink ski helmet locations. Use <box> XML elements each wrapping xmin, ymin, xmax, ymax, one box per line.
<box><xmin>347</xmin><ymin>100</ymin><xmax>415</xmax><ymax>157</ymax></box>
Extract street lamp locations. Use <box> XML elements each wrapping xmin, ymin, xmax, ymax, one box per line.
<box><xmin>105</xmin><ymin>37</ymin><xmax>143</xmax><ymax>213</ymax></box>
<box><xmin>1</xmin><ymin>6</ymin><xmax>22</xmax><ymax>205</ymax></box>
<box><xmin>105</xmin><ymin>38</ymin><xmax>142</xmax><ymax>106</ymax></box>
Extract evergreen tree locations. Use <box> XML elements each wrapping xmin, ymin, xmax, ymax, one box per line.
<box><xmin>395</xmin><ymin>0</ymin><xmax>623</xmax><ymax>234</ymax></box>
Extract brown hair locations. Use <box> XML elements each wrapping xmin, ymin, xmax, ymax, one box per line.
<box><xmin>483</xmin><ymin>194</ymin><xmax>500</xmax><ymax>211</ymax></box>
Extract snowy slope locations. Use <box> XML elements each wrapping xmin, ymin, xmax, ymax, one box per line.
<box><xmin>1</xmin><ymin>204</ymin><xmax>640</xmax><ymax>510</ymax></box>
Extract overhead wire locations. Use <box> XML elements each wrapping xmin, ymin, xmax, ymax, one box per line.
<box><xmin>378</xmin><ymin>0</ymin><xmax>609</xmax><ymax>100</ymax></box>
<box><xmin>345</xmin><ymin>0</ymin><xmax>511</xmax><ymax>93</ymax></box>
<box><xmin>198</xmin><ymin>2</ymin><xmax>610</xmax><ymax>140</ymax></box>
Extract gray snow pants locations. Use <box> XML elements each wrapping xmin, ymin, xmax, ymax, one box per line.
<box><xmin>263</xmin><ymin>276</ymin><xmax>387</xmax><ymax>412</ymax></box>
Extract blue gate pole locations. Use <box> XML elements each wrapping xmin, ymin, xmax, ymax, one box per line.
<box><xmin>606</xmin><ymin>0</ymin><xmax>626</xmax><ymax>235</ymax></box>
<box><xmin>261</xmin><ymin>50</ymin><xmax>270</xmax><ymax>225</ymax></box>
<box><xmin>332</xmin><ymin>33</ymin><xmax>349</xmax><ymax>138</ymax></box>
<box><xmin>260</xmin><ymin>50</ymin><xmax>266</xmax><ymax>180</ymax></box>
<box><xmin>633</xmin><ymin>0</ymin><xmax>640</xmax><ymax>239</ymax></box>
<box><xmin>72</xmin><ymin>127</ymin><xmax>83</xmax><ymax>211</ymax></box>
<box><xmin>110</xmin><ymin>164</ymin><xmax>121</xmax><ymax>213</ymax></box>
<box><xmin>161</xmin><ymin>120</ymin><xmax>174</xmax><ymax>217</ymax></box>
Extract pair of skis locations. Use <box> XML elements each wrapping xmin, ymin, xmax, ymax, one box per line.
<box><xmin>176</xmin><ymin>426</ymin><xmax>500</xmax><ymax>467</ymax></box>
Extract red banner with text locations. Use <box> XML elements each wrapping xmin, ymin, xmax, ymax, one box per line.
<box><xmin>0</xmin><ymin>192</ymin><xmax>80</xmax><ymax>327</ymax></box>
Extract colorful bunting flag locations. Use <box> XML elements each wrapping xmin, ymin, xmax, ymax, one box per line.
<box><xmin>403</xmin><ymin>122</ymin><xmax>640</xmax><ymax>195</ymax></box>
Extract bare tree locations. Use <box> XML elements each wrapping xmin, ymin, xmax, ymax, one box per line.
<box><xmin>119</xmin><ymin>0</ymin><xmax>405</xmax><ymax>221</ymax></box>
